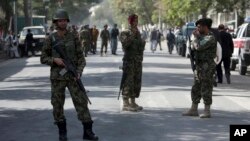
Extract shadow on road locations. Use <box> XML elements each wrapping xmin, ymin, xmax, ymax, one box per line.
<box><xmin>1</xmin><ymin>107</ymin><xmax>250</xmax><ymax>141</ymax></box>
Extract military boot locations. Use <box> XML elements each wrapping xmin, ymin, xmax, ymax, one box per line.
<box><xmin>130</xmin><ymin>98</ymin><xmax>143</xmax><ymax>111</ymax></box>
<box><xmin>122</xmin><ymin>97</ymin><xmax>131</xmax><ymax>111</ymax></box>
<box><xmin>182</xmin><ymin>103</ymin><xmax>199</xmax><ymax>116</ymax></box>
<box><xmin>200</xmin><ymin>105</ymin><xmax>211</xmax><ymax>118</ymax></box>
<box><xmin>56</xmin><ymin>120</ymin><xmax>68</xmax><ymax>141</ymax></box>
<box><xmin>83</xmin><ymin>121</ymin><xmax>99</xmax><ymax>141</ymax></box>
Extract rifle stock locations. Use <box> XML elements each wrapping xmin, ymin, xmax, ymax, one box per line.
<box><xmin>188</xmin><ymin>46</ymin><xmax>196</xmax><ymax>72</ymax></box>
<box><xmin>53</xmin><ymin>42</ymin><xmax>92</xmax><ymax>104</ymax></box>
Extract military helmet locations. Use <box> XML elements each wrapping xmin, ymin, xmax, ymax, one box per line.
<box><xmin>53</xmin><ymin>9</ymin><xmax>70</xmax><ymax>23</ymax></box>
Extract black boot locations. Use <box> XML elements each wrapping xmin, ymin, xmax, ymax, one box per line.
<box><xmin>56</xmin><ymin>120</ymin><xmax>68</xmax><ymax>141</ymax></box>
<box><xmin>83</xmin><ymin>121</ymin><xmax>98</xmax><ymax>141</ymax></box>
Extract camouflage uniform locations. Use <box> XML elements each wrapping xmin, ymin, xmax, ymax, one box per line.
<box><xmin>119</xmin><ymin>26</ymin><xmax>145</xmax><ymax>99</ymax></box>
<box><xmin>40</xmin><ymin>30</ymin><xmax>92</xmax><ymax>123</ymax></box>
<box><xmin>191</xmin><ymin>31</ymin><xmax>217</xmax><ymax>105</ymax></box>
<box><xmin>80</xmin><ymin>28</ymin><xmax>92</xmax><ymax>57</ymax></box>
<box><xmin>100</xmin><ymin>28</ymin><xmax>110</xmax><ymax>55</ymax></box>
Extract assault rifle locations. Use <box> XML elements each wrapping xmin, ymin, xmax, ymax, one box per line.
<box><xmin>188</xmin><ymin>35</ymin><xmax>196</xmax><ymax>72</ymax></box>
<box><xmin>53</xmin><ymin>42</ymin><xmax>91</xmax><ymax>104</ymax></box>
<box><xmin>118</xmin><ymin>65</ymin><xmax>126</xmax><ymax>100</ymax></box>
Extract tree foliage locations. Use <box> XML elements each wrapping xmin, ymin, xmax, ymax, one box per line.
<box><xmin>110</xmin><ymin>0</ymin><xmax>155</xmax><ymax>26</ymax></box>
<box><xmin>0</xmin><ymin>0</ymin><xmax>13</xmax><ymax>30</ymax></box>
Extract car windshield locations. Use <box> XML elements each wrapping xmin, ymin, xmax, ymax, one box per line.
<box><xmin>23</xmin><ymin>28</ymin><xmax>45</xmax><ymax>35</ymax></box>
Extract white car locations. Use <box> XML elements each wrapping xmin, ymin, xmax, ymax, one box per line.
<box><xmin>231</xmin><ymin>19</ymin><xmax>250</xmax><ymax>75</ymax></box>
<box><xmin>18</xmin><ymin>26</ymin><xmax>46</xmax><ymax>54</ymax></box>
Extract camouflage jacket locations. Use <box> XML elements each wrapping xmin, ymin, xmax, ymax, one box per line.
<box><xmin>119</xmin><ymin>27</ymin><xmax>145</xmax><ymax>62</ymax></box>
<box><xmin>192</xmin><ymin>31</ymin><xmax>217</xmax><ymax>63</ymax></box>
<box><xmin>80</xmin><ymin>29</ymin><xmax>92</xmax><ymax>44</ymax></box>
<box><xmin>40</xmin><ymin>30</ymin><xmax>86</xmax><ymax>80</ymax></box>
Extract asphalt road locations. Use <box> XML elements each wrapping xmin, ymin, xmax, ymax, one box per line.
<box><xmin>0</xmin><ymin>41</ymin><xmax>250</xmax><ymax>141</ymax></box>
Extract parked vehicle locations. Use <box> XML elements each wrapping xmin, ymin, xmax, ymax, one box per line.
<box><xmin>231</xmin><ymin>17</ymin><xmax>250</xmax><ymax>75</ymax></box>
<box><xmin>18</xmin><ymin>26</ymin><xmax>46</xmax><ymax>54</ymax></box>
<box><xmin>175</xmin><ymin>22</ymin><xmax>196</xmax><ymax>57</ymax></box>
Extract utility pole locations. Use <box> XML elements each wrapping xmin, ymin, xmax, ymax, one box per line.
<box><xmin>13</xmin><ymin>0</ymin><xmax>17</xmax><ymax>34</ymax></box>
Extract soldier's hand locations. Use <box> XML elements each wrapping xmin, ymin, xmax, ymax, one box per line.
<box><xmin>74</xmin><ymin>73</ymin><xmax>81</xmax><ymax>81</ymax></box>
<box><xmin>53</xmin><ymin>58</ymin><xmax>65</xmax><ymax>67</ymax></box>
<box><xmin>193</xmin><ymin>29</ymin><xmax>200</xmax><ymax>37</ymax></box>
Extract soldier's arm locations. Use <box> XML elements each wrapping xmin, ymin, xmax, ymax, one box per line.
<box><xmin>119</xmin><ymin>31</ymin><xmax>133</xmax><ymax>50</ymax></box>
<box><xmin>75</xmin><ymin>34</ymin><xmax>86</xmax><ymax>74</ymax></box>
<box><xmin>195</xmin><ymin>35</ymin><xmax>216</xmax><ymax>51</ymax></box>
<box><xmin>40</xmin><ymin>36</ymin><xmax>54</xmax><ymax>66</ymax></box>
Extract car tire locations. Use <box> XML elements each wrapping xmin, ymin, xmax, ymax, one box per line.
<box><xmin>182</xmin><ymin>44</ymin><xmax>186</xmax><ymax>57</ymax></box>
<box><xmin>239</xmin><ymin>58</ymin><xmax>247</xmax><ymax>75</ymax></box>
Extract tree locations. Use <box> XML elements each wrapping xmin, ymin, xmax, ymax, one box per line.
<box><xmin>110</xmin><ymin>0</ymin><xmax>155</xmax><ymax>26</ymax></box>
<box><xmin>0</xmin><ymin>0</ymin><xmax>13</xmax><ymax>32</ymax></box>
<box><xmin>215</xmin><ymin>0</ymin><xmax>250</xmax><ymax>26</ymax></box>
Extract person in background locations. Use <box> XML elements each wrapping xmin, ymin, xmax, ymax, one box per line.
<box><xmin>110</xmin><ymin>24</ymin><xmax>119</xmax><ymax>55</ymax></box>
<box><xmin>25</xmin><ymin>29</ymin><xmax>35</xmax><ymax>56</ymax></box>
<box><xmin>166</xmin><ymin>29</ymin><xmax>175</xmax><ymax>54</ymax></box>
<box><xmin>100</xmin><ymin>24</ymin><xmax>110</xmax><ymax>56</ymax></box>
<box><xmin>216</xmin><ymin>24</ymin><xmax>234</xmax><ymax>84</ymax></box>
<box><xmin>150</xmin><ymin>27</ymin><xmax>157</xmax><ymax>53</ymax></box>
<box><xmin>156</xmin><ymin>29</ymin><xmax>163</xmax><ymax>51</ymax></box>
<box><xmin>91</xmin><ymin>25</ymin><xmax>99</xmax><ymax>54</ymax></box>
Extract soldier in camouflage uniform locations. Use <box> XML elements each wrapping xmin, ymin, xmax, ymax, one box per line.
<box><xmin>100</xmin><ymin>24</ymin><xmax>110</xmax><ymax>56</ymax></box>
<box><xmin>40</xmin><ymin>9</ymin><xmax>98</xmax><ymax>141</ymax></box>
<box><xmin>182</xmin><ymin>18</ymin><xmax>217</xmax><ymax>118</ymax></box>
<box><xmin>80</xmin><ymin>25</ymin><xmax>92</xmax><ymax>57</ymax></box>
<box><xmin>119</xmin><ymin>14</ymin><xmax>146</xmax><ymax>112</ymax></box>
<box><xmin>71</xmin><ymin>25</ymin><xmax>79</xmax><ymax>37</ymax></box>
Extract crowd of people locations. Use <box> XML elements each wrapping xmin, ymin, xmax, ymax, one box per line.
<box><xmin>0</xmin><ymin>28</ymin><xmax>36</xmax><ymax>58</ymax></box>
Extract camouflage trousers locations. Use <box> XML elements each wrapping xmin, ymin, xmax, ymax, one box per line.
<box><xmin>122</xmin><ymin>60</ymin><xmax>142</xmax><ymax>98</ymax></box>
<box><xmin>83</xmin><ymin>42</ymin><xmax>91</xmax><ymax>56</ymax></box>
<box><xmin>191</xmin><ymin>61</ymin><xmax>215</xmax><ymax>105</ymax></box>
<box><xmin>101</xmin><ymin>40</ymin><xmax>108</xmax><ymax>54</ymax></box>
<box><xmin>51</xmin><ymin>79</ymin><xmax>92</xmax><ymax>123</ymax></box>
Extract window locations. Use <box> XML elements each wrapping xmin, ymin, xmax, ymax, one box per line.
<box><xmin>244</xmin><ymin>24</ymin><xmax>250</xmax><ymax>37</ymax></box>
